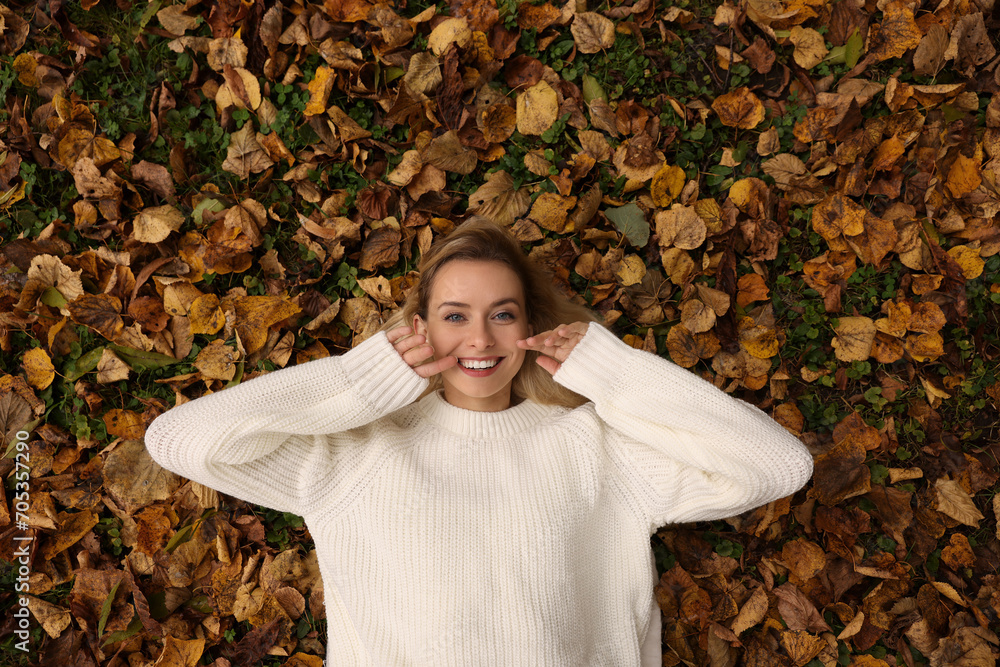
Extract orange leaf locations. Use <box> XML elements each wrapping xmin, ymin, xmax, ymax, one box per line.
<box><xmin>711</xmin><ymin>87</ymin><xmax>765</xmax><ymax>129</ymax></box>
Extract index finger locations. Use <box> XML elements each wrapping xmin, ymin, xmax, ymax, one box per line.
<box><xmin>386</xmin><ymin>325</ymin><xmax>416</xmax><ymax>344</ymax></box>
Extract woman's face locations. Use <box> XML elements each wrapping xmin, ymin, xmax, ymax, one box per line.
<box><xmin>413</xmin><ymin>260</ymin><xmax>531</xmax><ymax>412</ymax></box>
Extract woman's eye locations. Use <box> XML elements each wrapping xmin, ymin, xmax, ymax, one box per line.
<box><xmin>444</xmin><ymin>313</ymin><xmax>464</xmax><ymax>322</ymax></box>
<box><xmin>495</xmin><ymin>311</ymin><xmax>515</xmax><ymax>321</ymax></box>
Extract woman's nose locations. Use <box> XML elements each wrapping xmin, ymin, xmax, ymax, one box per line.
<box><xmin>468</xmin><ymin>320</ymin><xmax>494</xmax><ymax>348</ymax></box>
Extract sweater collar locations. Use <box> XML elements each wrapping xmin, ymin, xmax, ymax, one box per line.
<box><xmin>417</xmin><ymin>390</ymin><xmax>553</xmax><ymax>439</ymax></box>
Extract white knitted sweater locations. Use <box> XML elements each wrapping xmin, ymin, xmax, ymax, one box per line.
<box><xmin>144</xmin><ymin>324</ymin><xmax>813</xmax><ymax>666</ymax></box>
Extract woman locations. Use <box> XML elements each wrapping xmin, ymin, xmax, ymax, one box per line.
<box><xmin>145</xmin><ymin>217</ymin><xmax>814</xmax><ymax>666</ymax></box>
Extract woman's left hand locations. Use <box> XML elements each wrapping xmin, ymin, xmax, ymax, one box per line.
<box><xmin>517</xmin><ymin>322</ymin><xmax>590</xmax><ymax>375</ymax></box>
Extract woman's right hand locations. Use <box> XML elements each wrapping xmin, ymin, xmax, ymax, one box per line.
<box><xmin>386</xmin><ymin>326</ymin><xmax>457</xmax><ymax>379</ymax></box>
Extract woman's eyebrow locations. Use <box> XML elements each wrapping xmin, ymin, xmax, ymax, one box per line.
<box><xmin>437</xmin><ymin>298</ymin><xmax>520</xmax><ymax>309</ymax></box>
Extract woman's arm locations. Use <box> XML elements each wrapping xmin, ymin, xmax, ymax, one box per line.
<box><xmin>144</xmin><ymin>329</ymin><xmax>435</xmax><ymax>513</ymax></box>
<box><xmin>521</xmin><ymin>324</ymin><xmax>813</xmax><ymax>530</ymax></box>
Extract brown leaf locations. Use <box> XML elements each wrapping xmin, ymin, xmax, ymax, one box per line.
<box><xmin>831</xmin><ymin>316</ymin><xmax>875</xmax><ymax>361</ymax></box>
<box><xmin>934</xmin><ymin>478</ymin><xmax>984</xmax><ymax>527</ymax></box>
<box><xmin>359</xmin><ymin>225</ymin><xmax>402</xmax><ymax>272</ymax></box>
<box><xmin>207</xmin><ymin>36</ymin><xmax>248</xmax><ymax>71</ymax></box>
<box><xmin>731</xmin><ymin>586</ymin><xmax>769</xmax><ymax>636</ymax></box>
<box><xmin>424</xmin><ymin>130</ymin><xmax>477</xmax><ymax>174</ymax></box>
<box><xmin>96</xmin><ymin>348</ymin><xmax>130</xmax><ymax>383</ymax></box>
<box><xmin>773</xmin><ymin>582</ymin><xmax>831</xmax><ymax>633</ymax></box>
<box><xmin>39</xmin><ymin>509</ymin><xmax>99</xmax><ymax>559</ymax></box>
<box><xmin>810</xmin><ymin>435</ymin><xmax>870</xmax><ymax>506</ymax></box>
<box><xmin>656</xmin><ymin>205</ymin><xmax>707</xmax><ymax>250</ymax></box>
<box><xmin>869</xmin><ymin>0</ymin><xmax>921</xmax><ymax>62</ymax></box>
<box><xmin>222</xmin><ymin>124</ymin><xmax>275</xmax><ymax>179</ymax></box>
<box><xmin>711</xmin><ymin>87</ymin><xmax>766</xmax><ymax>130</ymax></box>
<box><xmin>571</xmin><ymin>13</ymin><xmax>615</xmax><ymax>54</ymax></box>
<box><xmin>467</xmin><ymin>170</ymin><xmax>530</xmax><ymax>226</ymax></box>
<box><xmin>131</xmin><ymin>161</ymin><xmax>177</xmax><ymax>203</ymax></box>
<box><xmin>224</xmin><ymin>199</ymin><xmax>267</xmax><ymax>247</ymax></box>
<box><xmin>404</xmin><ymin>52</ymin><xmax>441</xmax><ymax>97</ymax></box>
<box><xmin>68</xmin><ymin>293</ymin><xmax>124</xmax><ymax>340</ymax></box>
<box><xmin>26</xmin><ymin>596</ymin><xmax>72</xmax><ymax>639</ymax></box>
<box><xmin>479</xmin><ymin>101</ymin><xmax>517</xmax><ymax>144</ymax></box>
<box><xmin>105</xmin><ymin>439</ymin><xmax>182</xmax><ymax>514</ymax></box>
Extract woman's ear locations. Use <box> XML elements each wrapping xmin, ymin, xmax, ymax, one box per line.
<box><xmin>413</xmin><ymin>314</ymin><xmax>427</xmax><ymax>338</ymax></box>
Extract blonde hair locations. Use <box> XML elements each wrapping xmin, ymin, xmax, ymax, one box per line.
<box><xmin>381</xmin><ymin>216</ymin><xmax>597</xmax><ymax>409</ymax></box>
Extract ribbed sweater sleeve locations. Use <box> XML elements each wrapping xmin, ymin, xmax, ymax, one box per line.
<box><xmin>144</xmin><ymin>332</ymin><xmax>428</xmax><ymax>513</ymax></box>
<box><xmin>553</xmin><ymin>324</ymin><xmax>813</xmax><ymax>530</ymax></box>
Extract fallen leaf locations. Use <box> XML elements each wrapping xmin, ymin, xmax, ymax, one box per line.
<box><xmin>134</xmin><ymin>205</ymin><xmax>184</xmax><ymax>244</ymax></box>
<box><xmin>23</xmin><ymin>348</ymin><xmax>56</xmax><ymax>390</ymax></box>
<box><xmin>712</xmin><ymin>87</ymin><xmax>766</xmax><ymax>129</ymax></box>
<box><xmin>571</xmin><ymin>13</ymin><xmax>615</xmax><ymax>54</ymax></box>
<box><xmin>789</xmin><ymin>26</ymin><xmax>828</xmax><ymax>68</ymax></box>
<box><xmin>516</xmin><ymin>81</ymin><xmax>559</xmax><ymax>136</ymax></box>
<box><xmin>934</xmin><ymin>478</ymin><xmax>984</xmax><ymax>527</ymax></box>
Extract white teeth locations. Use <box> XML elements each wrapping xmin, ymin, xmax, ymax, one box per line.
<box><xmin>460</xmin><ymin>359</ymin><xmax>499</xmax><ymax>370</ymax></box>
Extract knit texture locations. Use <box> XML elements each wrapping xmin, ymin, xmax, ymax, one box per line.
<box><xmin>144</xmin><ymin>324</ymin><xmax>814</xmax><ymax>666</ymax></box>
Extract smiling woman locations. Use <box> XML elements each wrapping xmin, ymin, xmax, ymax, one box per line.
<box><xmin>144</xmin><ymin>216</ymin><xmax>814</xmax><ymax>666</ymax></box>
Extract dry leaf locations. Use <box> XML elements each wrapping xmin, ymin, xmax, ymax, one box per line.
<box><xmin>516</xmin><ymin>81</ymin><xmax>559</xmax><ymax>136</ymax></box>
<box><xmin>571</xmin><ymin>13</ymin><xmax>615</xmax><ymax>54</ymax></box>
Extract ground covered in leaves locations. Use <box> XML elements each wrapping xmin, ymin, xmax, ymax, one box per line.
<box><xmin>1</xmin><ymin>0</ymin><xmax>999</xmax><ymax>664</ymax></box>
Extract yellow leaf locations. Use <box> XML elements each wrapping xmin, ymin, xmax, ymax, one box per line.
<box><xmin>655</xmin><ymin>206</ymin><xmax>706</xmax><ymax>250</ymax></box>
<box><xmin>831</xmin><ymin>316</ymin><xmax>875</xmax><ymax>362</ymax></box>
<box><xmin>188</xmin><ymin>294</ymin><xmax>225</xmax><ymax>335</ymax></box>
<box><xmin>738</xmin><ymin>316</ymin><xmax>780</xmax><ymax>359</ymax></box>
<box><xmin>528</xmin><ymin>192</ymin><xmax>577</xmax><ymax>232</ymax></box>
<box><xmin>946</xmin><ymin>153</ymin><xmax>981</xmax><ymax>198</ymax></box>
<box><xmin>231</xmin><ymin>295</ymin><xmax>301</xmax><ymax>354</ymax></box>
<box><xmin>134</xmin><ymin>205</ymin><xmax>184</xmax><ymax>244</ymax></box>
<box><xmin>789</xmin><ymin>26</ymin><xmax>828</xmax><ymax>69</ymax></box>
<box><xmin>194</xmin><ymin>339</ymin><xmax>239</xmax><ymax>381</ymax></box>
<box><xmin>427</xmin><ymin>17</ymin><xmax>472</xmax><ymax>56</ymax></box>
<box><xmin>13</xmin><ymin>53</ymin><xmax>38</xmax><ymax>87</ymax></box>
<box><xmin>871</xmin><ymin>135</ymin><xmax>905</xmax><ymax>172</ymax></box>
<box><xmin>870</xmin><ymin>0</ymin><xmax>922</xmax><ymax>62</ymax></box>
<box><xmin>23</xmin><ymin>348</ymin><xmax>55</xmax><ymax>390</ymax></box>
<box><xmin>516</xmin><ymin>81</ymin><xmax>559</xmax><ymax>136</ymax></box>
<box><xmin>650</xmin><ymin>164</ymin><xmax>686</xmax><ymax>207</ymax></box>
<box><xmin>103</xmin><ymin>408</ymin><xmax>145</xmax><ymax>439</ymax></box>
<box><xmin>305</xmin><ymin>66</ymin><xmax>335</xmax><ymax>116</ymax></box>
<box><xmin>151</xmin><ymin>636</ymin><xmax>205</xmax><ymax>667</ymax></box>
<box><xmin>947</xmin><ymin>244</ymin><xmax>985</xmax><ymax>279</ymax></box>
<box><xmin>616</xmin><ymin>254</ymin><xmax>647</xmax><ymax>287</ymax></box>
<box><xmin>812</xmin><ymin>194</ymin><xmax>866</xmax><ymax>240</ymax></box>
<box><xmin>711</xmin><ymin>87</ymin><xmax>765</xmax><ymax>129</ymax></box>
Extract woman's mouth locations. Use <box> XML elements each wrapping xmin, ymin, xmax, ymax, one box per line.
<box><xmin>458</xmin><ymin>357</ymin><xmax>503</xmax><ymax>376</ymax></box>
